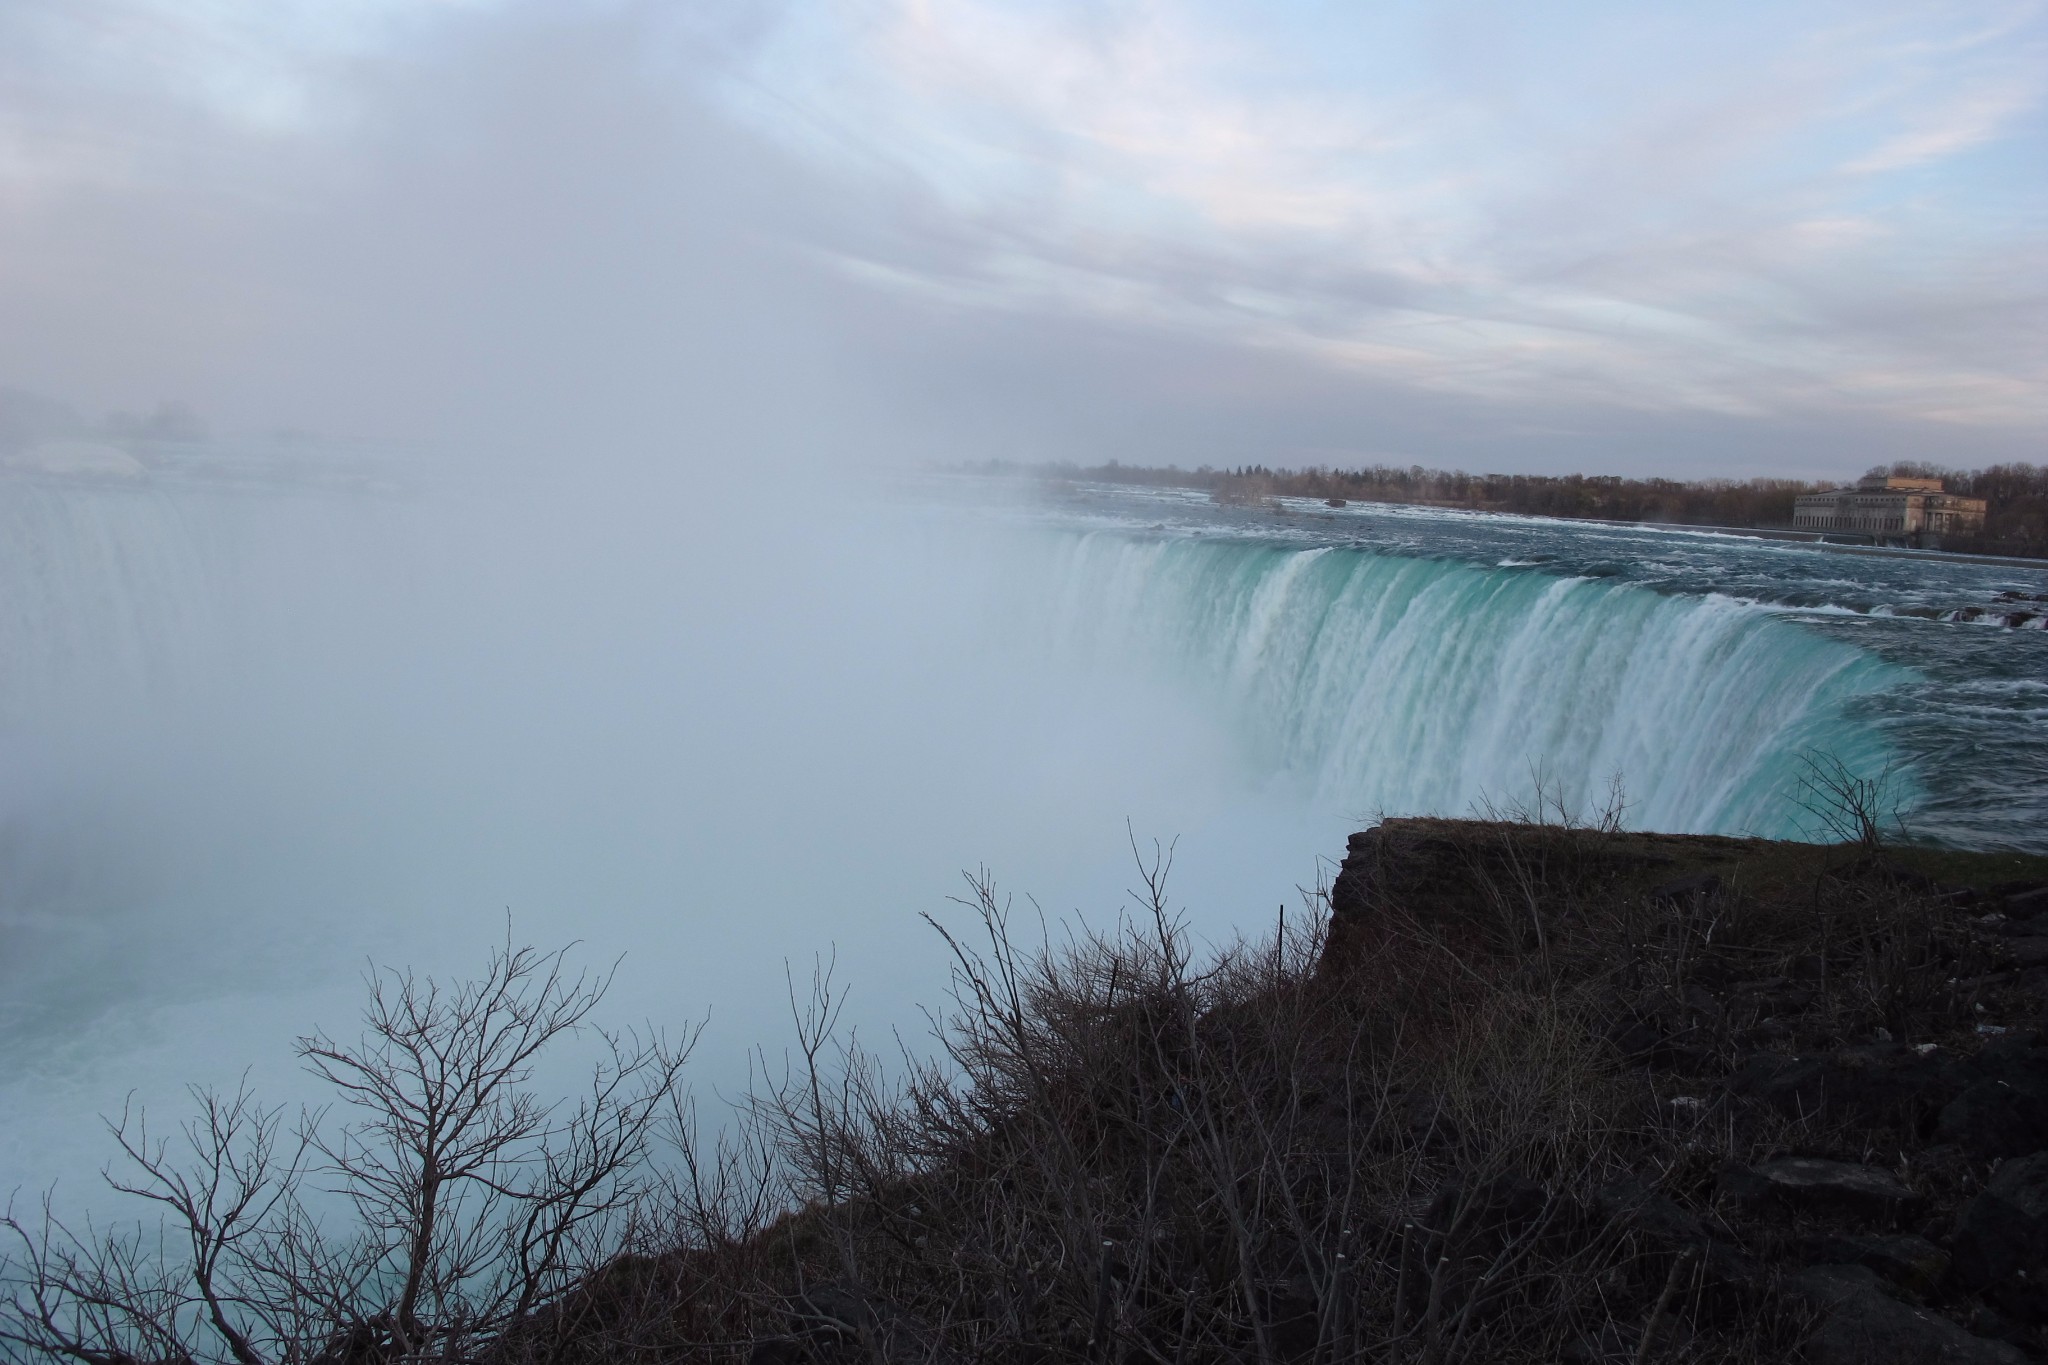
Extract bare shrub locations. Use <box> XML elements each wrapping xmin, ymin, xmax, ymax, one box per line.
<box><xmin>681</xmin><ymin>835</ymin><xmax>1666</xmax><ymax>1365</ymax></box>
<box><xmin>12</xmin><ymin>813</ymin><xmax>1996</xmax><ymax>1365</ymax></box>
<box><xmin>1793</xmin><ymin>752</ymin><xmax>1904</xmax><ymax>851</ymax></box>
<box><xmin>2</xmin><ymin>941</ymin><xmax>694</xmax><ymax>1365</ymax></box>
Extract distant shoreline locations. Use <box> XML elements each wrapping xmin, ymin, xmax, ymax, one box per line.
<box><xmin>987</xmin><ymin>458</ymin><xmax>2048</xmax><ymax>567</ymax></box>
<box><xmin>1549</xmin><ymin>514</ymin><xmax>2048</xmax><ymax>572</ymax></box>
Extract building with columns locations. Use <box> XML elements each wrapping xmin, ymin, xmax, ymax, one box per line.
<box><xmin>1792</xmin><ymin>474</ymin><xmax>1986</xmax><ymax>546</ymax></box>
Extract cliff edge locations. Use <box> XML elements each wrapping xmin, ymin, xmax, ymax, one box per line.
<box><xmin>530</xmin><ymin>821</ymin><xmax>2048</xmax><ymax>1365</ymax></box>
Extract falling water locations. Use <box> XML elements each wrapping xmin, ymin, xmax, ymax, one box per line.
<box><xmin>1030</xmin><ymin>532</ymin><xmax>1907</xmax><ymax>836</ymax></box>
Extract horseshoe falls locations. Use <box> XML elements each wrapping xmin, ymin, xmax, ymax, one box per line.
<box><xmin>4</xmin><ymin>468</ymin><xmax>2047</xmax><ymax>1202</ymax></box>
<box><xmin>1029</xmin><ymin>533</ymin><xmax>1905</xmax><ymax>837</ymax></box>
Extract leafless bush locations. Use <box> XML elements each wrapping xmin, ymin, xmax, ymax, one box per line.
<box><xmin>2</xmin><ymin>941</ymin><xmax>694</xmax><ymax>1365</ymax></box>
<box><xmin>674</xmin><ymin>836</ymin><xmax>1664</xmax><ymax>1365</ymax></box>
<box><xmin>1793</xmin><ymin>752</ymin><xmax>1904</xmax><ymax>851</ymax></box>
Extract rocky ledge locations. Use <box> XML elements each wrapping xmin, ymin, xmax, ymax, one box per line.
<box><xmin>1322</xmin><ymin>819</ymin><xmax>2048</xmax><ymax>1362</ymax></box>
<box><xmin>515</xmin><ymin>819</ymin><xmax>2048</xmax><ymax>1365</ymax></box>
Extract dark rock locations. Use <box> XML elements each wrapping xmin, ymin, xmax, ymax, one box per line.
<box><xmin>1787</xmin><ymin>1265</ymin><xmax>2019</xmax><ymax>1363</ymax></box>
<box><xmin>1715</xmin><ymin>1165</ymin><xmax>1780</xmax><ymax>1220</ymax></box>
<box><xmin>1730</xmin><ymin>1052</ymin><xmax>1828</xmax><ymax>1114</ymax></box>
<box><xmin>1972</xmin><ymin>1033</ymin><xmax>2045</xmax><ymax>1066</ymax></box>
<box><xmin>1981</xmin><ymin>1276</ymin><xmax>2048</xmax><ymax>1331</ymax></box>
<box><xmin>1596</xmin><ymin>1181</ymin><xmax>1707</xmax><ymax>1249</ymax></box>
<box><xmin>1808</xmin><ymin>1290</ymin><xmax>2029</xmax><ymax>1364</ymax></box>
<box><xmin>1753</xmin><ymin>1157</ymin><xmax>1919</xmax><ymax>1221</ymax></box>
<box><xmin>2005</xmin><ymin>938</ymin><xmax>2048</xmax><ymax>967</ymax></box>
<box><xmin>1968</xmin><ymin>1303</ymin><xmax>2033</xmax><ymax>1345</ymax></box>
<box><xmin>1936</xmin><ymin>1078</ymin><xmax>2048</xmax><ymax>1161</ymax></box>
<box><xmin>748</xmin><ymin>1339</ymin><xmax>807</xmax><ymax>1365</ymax></box>
<box><xmin>1327</xmin><ymin>830</ymin><xmax>1378</xmax><ymax>926</ymax></box>
<box><xmin>1652</xmin><ymin>871</ymin><xmax>1721</xmax><ymax>903</ymax></box>
<box><xmin>1785</xmin><ymin>1262</ymin><xmax>1886</xmax><ymax>1308</ymax></box>
<box><xmin>1729</xmin><ymin>1045</ymin><xmax>1965</xmax><ymax>1128</ymax></box>
<box><xmin>1991</xmin><ymin>916</ymin><xmax>2048</xmax><ymax>938</ymax></box>
<box><xmin>1807</xmin><ymin>1233</ymin><xmax>1951</xmax><ymax>1295</ymax></box>
<box><xmin>1946</xmin><ymin>1039</ymin><xmax>2048</xmax><ymax>1161</ymax></box>
<box><xmin>1951</xmin><ymin>1151</ymin><xmax>2048</xmax><ymax>1293</ymax></box>
<box><xmin>1258</xmin><ymin>1276</ymin><xmax>1320</xmax><ymax>1359</ymax></box>
<box><xmin>1830</xmin><ymin>1042</ymin><xmax>1968</xmax><ymax>1122</ymax></box>
<box><xmin>1559</xmin><ymin>1318</ymin><xmax>1695</xmax><ymax>1363</ymax></box>
<box><xmin>1320</xmin><ymin>819</ymin><xmax>1740</xmax><ymax>965</ymax></box>
<box><xmin>1595</xmin><ymin>1180</ymin><xmax>1763</xmax><ymax>1289</ymax></box>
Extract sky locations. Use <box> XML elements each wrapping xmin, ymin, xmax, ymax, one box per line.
<box><xmin>1</xmin><ymin>0</ymin><xmax>2044</xmax><ymax>476</ymax></box>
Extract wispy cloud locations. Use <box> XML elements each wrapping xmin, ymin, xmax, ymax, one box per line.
<box><xmin>1844</xmin><ymin>81</ymin><xmax>2039</xmax><ymax>172</ymax></box>
<box><xmin>717</xmin><ymin>0</ymin><xmax>2048</xmax><ymax>432</ymax></box>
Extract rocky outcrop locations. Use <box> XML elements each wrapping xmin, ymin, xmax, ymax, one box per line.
<box><xmin>1322</xmin><ymin>819</ymin><xmax>2048</xmax><ymax>1361</ymax></box>
<box><xmin>521</xmin><ymin>820</ymin><xmax>2048</xmax><ymax>1365</ymax></box>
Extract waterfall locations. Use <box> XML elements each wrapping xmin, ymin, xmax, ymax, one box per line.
<box><xmin>0</xmin><ymin>487</ymin><xmax>1917</xmax><ymax>876</ymax></box>
<box><xmin>1034</xmin><ymin>531</ymin><xmax>1911</xmax><ymax>836</ymax></box>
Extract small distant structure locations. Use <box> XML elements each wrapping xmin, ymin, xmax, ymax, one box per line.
<box><xmin>1792</xmin><ymin>473</ymin><xmax>1986</xmax><ymax>547</ymax></box>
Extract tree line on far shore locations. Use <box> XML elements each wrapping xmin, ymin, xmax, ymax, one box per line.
<box><xmin>993</xmin><ymin>458</ymin><xmax>2048</xmax><ymax>558</ymax></box>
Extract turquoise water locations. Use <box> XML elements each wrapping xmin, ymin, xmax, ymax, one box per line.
<box><xmin>982</xmin><ymin>478</ymin><xmax>2048</xmax><ymax>851</ymax></box>
<box><xmin>1028</xmin><ymin>531</ymin><xmax>1906</xmax><ymax>839</ymax></box>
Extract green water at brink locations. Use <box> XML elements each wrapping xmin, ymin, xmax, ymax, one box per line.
<box><xmin>1033</xmin><ymin>531</ymin><xmax>1909</xmax><ymax>839</ymax></box>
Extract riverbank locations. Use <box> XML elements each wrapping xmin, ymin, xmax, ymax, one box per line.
<box><xmin>996</xmin><ymin>459</ymin><xmax>2048</xmax><ymax>565</ymax></box>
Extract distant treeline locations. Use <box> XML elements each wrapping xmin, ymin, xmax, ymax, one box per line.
<box><xmin>983</xmin><ymin>457</ymin><xmax>2048</xmax><ymax>559</ymax></box>
<box><xmin>1929</xmin><ymin>463</ymin><xmax>2048</xmax><ymax>559</ymax></box>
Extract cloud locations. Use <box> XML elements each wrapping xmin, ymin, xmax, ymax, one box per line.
<box><xmin>714</xmin><ymin>0</ymin><xmax>2048</xmax><ymax>441</ymax></box>
<box><xmin>0</xmin><ymin>0</ymin><xmax>2042</xmax><ymax>475</ymax></box>
<box><xmin>1843</xmin><ymin>80</ymin><xmax>2040</xmax><ymax>173</ymax></box>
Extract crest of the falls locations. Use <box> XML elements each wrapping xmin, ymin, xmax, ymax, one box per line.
<box><xmin>1031</xmin><ymin>531</ymin><xmax>1909</xmax><ymax>837</ymax></box>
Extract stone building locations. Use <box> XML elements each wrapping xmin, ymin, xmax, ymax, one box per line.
<box><xmin>1792</xmin><ymin>474</ymin><xmax>1987</xmax><ymax>546</ymax></box>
